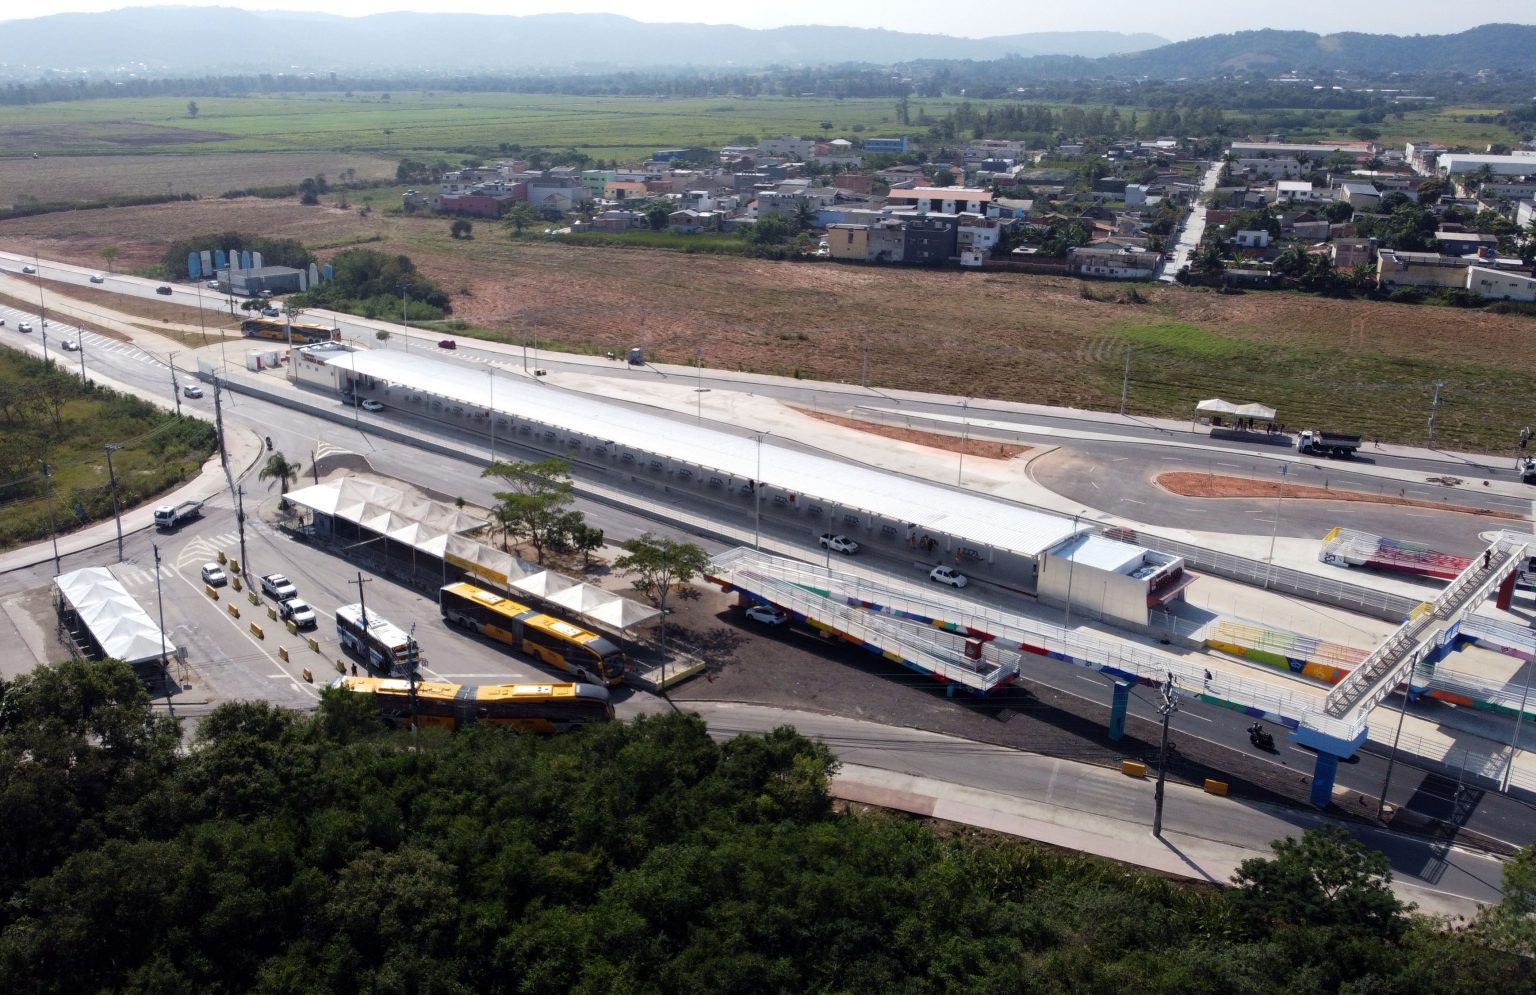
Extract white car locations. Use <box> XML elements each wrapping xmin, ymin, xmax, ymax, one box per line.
<box><xmin>929</xmin><ymin>566</ymin><xmax>969</xmax><ymax>588</ymax></box>
<box><xmin>60</xmin><ymin>339</ymin><xmax>78</xmax><ymax>351</ymax></box>
<box><xmin>744</xmin><ymin>604</ymin><xmax>788</xmax><ymax>626</ymax></box>
<box><xmin>206</xmin><ymin>280</ymin><xmax>220</xmax><ymax>289</ymax></box>
<box><xmin>279</xmin><ymin>597</ymin><xmax>317</xmax><ymax>629</ymax></box>
<box><xmin>260</xmin><ymin>573</ymin><xmax>298</xmax><ymax>601</ymax></box>
<box><xmin>21</xmin><ymin>265</ymin><xmax>35</xmax><ymax>274</ymax></box>
<box><xmin>818</xmin><ymin>533</ymin><xmax>860</xmax><ymax>555</ymax></box>
<box><xmin>360</xmin><ymin>399</ymin><xmax>384</xmax><ymax>412</ymax></box>
<box><xmin>17</xmin><ymin>322</ymin><xmax>32</xmax><ymax>333</ymax></box>
<box><xmin>200</xmin><ymin>562</ymin><xmax>228</xmax><ymax>587</ymax></box>
<box><xmin>89</xmin><ymin>274</ymin><xmax>105</xmax><ymax>283</ymax></box>
<box><xmin>182</xmin><ymin>385</ymin><xmax>203</xmax><ymax>398</ymax></box>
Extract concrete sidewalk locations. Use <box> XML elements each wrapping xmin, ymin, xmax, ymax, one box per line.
<box><xmin>830</xmin><ymin>762</ymin><xmax>1490</xmax><ymax>920</ymax></box>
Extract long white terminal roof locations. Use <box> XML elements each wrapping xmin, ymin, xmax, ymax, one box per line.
<box><xmin>326</xmin><ymin>350</ymin><xmax>1085</xmax><ymax>559</ymax></box>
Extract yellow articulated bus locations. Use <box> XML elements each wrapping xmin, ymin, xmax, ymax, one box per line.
<box><xmin>439</xmin><ymin>582</ymin><xmax>628</xmax><ymax>686</ymax></box>
<box><xmin>331</xmin><ymin>675</ymin><xmax>613</xmax><ymax>733</ymax></box>
<box><xmin>240</xmin><ymin>317</ymin><xmax>341</xmax><ymax>345</ymax></box>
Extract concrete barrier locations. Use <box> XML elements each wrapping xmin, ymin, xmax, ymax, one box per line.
<box><xmin>302</xmin><ymin>668</ymin><xmax>313</xmax><ymax>683</ymax></box>
<box><xmin>227</xmin><ymin>604</ymin><xmax>240</xmax><ymax>619</ymax></box>
<box><xmin>278</xmin><ymin>646</ymin><xmax>289</xmax><ymax>661</ymax></box>
<box><xmin>250</xmin><ymin>623</ymin><xmax>263</xmax><ymax>639</ymax></box>
<box><xmin>231</xmin><ymin>576</ymin><xmax>242</xmax><ymax>592</ymax></box>
<box><xmin>229</xmin><ymin>558</ymin><xmax>240</xmax><ymax>574</ymax></box>
<box><xmin>286</xmin><ymin>619</ymin><xmax>297</xmax><ymax>635</ymax></box>
<box><xmin>334</xmin><ymin>658</ymin><xmax>346</xmax><ymax>673</ymax></box>
<box><xmin>307</xmin><ymin>637</ymin><xmax>320</xmax><ymax>652</ymax></box>
<box><xmin>1203</xmin><ymin>779</ymin><xmax>1229</xmax><ymax>796</ymax></box>
<box><xmin>217</xmin><ymin>551</ymin><xmax>227</xmax><ymax>564</ymax></box>
<box><xmin>248</xmin><ymin>590</ymin><xmax>259</xmax><ymax>606</ymax></box>
<box><xmin>205</xmin><ymin>585</ymin><xmax>219</xmax><ymax>600</ymax></box>
<box><xmin>267</xmin><ymin>605</ymin><xmax>278</xmax><ymax>620</ymax></box>
<box><xmin>1120</xmin><ymin>759</ymin><xmax>1147</xmax><ymax>778</ymax></box>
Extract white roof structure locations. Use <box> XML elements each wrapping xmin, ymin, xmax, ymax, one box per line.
<box><xmin>1052</xmin><ymin>534</ymin><xmax>1147</xmax><ymax>574</ymax></box>
<box><xmin>1196</xmin><ymin>398</ymin><xmax>1276</xmax><ymax>421</ymax></box>
<box><xmin>55</xmin><ymin>566</ymin><xmax>175</xmax><ymax>666</ymax></box>
<box><xmin>284</xmin><ymin>477</ymin><xmax>660</xmax><ymax>631</ymax></box>
<box><xmin>324</xmin><ymin>350</ymin><xmax>1086</xmax><ymax>559</ymax></box>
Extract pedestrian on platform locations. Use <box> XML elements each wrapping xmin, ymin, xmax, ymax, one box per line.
<box><xmin>1203</xmin><ymin>669</ymin><xmax>1213</xmax><ymax>688</ymax></box>
<box><xmin>1484</xmin><ymin>549</ymin><xmax>1492</xmax><ymax>570</ymax></box>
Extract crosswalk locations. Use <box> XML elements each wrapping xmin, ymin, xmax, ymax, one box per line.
<box><xmin>175</xmin><ymin>531</ymin><xmax>242</xmax><ymax>571</ymax></box>
<box><xmin>0</xmin><ymin>306</ymin><xmax>165</xmax><ymax>369</ymax></box>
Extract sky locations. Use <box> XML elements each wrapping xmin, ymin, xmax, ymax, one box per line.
<box><xmin>4</xmin><ymin>1</ymin><xmax>1528</xmax><ymax>43</ymax></box>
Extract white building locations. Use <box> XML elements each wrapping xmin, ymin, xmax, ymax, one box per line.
<box><xmin>1467</xmin><ymin>265</ymin><xmax>1536</xmax><ymax>302</ymax></box>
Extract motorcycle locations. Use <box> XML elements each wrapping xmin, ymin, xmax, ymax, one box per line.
<box><xmin>265</xmin><ymin>436</ymin><xmax>273</xmax><ymax>451</ymax></box>
<box><xmin>1248</xmin><ymin>722</ymin><xmax>1275</xmax><ymax>752</ymax></box>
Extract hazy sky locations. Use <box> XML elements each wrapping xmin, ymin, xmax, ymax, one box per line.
<box><xmin>6</xmin><ymin>1</ymin><xmax>1527</xmax><ymax>42</ymax></box>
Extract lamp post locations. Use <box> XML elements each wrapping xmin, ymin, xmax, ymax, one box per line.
<box><xmin>398</xmin><ymin>282</ymin><xmax>411</xmax><ymax>352</ymax></box>
<box><xmin>75</xmin><ymin>335</ymin><xmax>86</xmax><ymax>384</ymax></box>
<box><xmin>153</xmin><ymin>543</ymin><xmax>172</xmax><ymax>708</ymax></box>
<box><xmin>34</xmin><ymin>249</ymin><xmax>51</xmax><ymax>364</ymax></box>
<box><xmin>1502</xmin><ymin>640</ymin><xmax>1536</xmax><ymax>793</ymax></box>
<box><xmin>40</xmin><ymin>459</ymin><xmax>60</xmax><ymax>575</ymax></box>
<box><xmin>694</xmin><ymin>350</ymin><xmax>710</xmax><ymax>425</ymax></box>
<box><xmin>1062</xmin><ymin>512</ymin><xmax>1080</xmax><ymax>628</ymax></box>
<box><xmin>1263</xmin><ymin>463</ymin><xmax>1288</xmax><ymax>590</ymax></box>
<box><xmin>488</xmin><ymin>369</ymin><xmax>497</xmax><ymax>463</ymax></box>
<box><xmin>753</xmin><ymin>433</ymin><xmax>766</xmax><ymax>550</ymax></box>
<box><xmin>957</xmin><ymin>397</ymin><xmax>969</xmax><ymax>486</ymax></box>
<box><xmin>104</xmin><ymin>443</ymin><xmax>124</xmax><ymax>562</ymax></box>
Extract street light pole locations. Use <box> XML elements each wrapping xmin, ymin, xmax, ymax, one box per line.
<box><xmin>40</xmin><ymin>459</ymin><xmax>60</xmax><ymax>575</ymax></box>
<box><xmin>957</xmin><ymin>397</ymin><xmax>969</xmax><ymax>485</ymax></box>
<box><xmin>1119</xmin><ymin>346</ymin><xmax>1133</xmax><ymax>416</ymax></box>
<box><xmin>754</xmin><ymin>433</ymin><xmax>765</xmax><ymax>550</ymax></box>
<box><xmin>1377</xmin><ymin>665</ymin><xmax>1415</xmax><ymax>823</ymax></box>
<box><xmin>487</xmin><ymin>369</ymin><xmax>497</xmax><ymax>463</ymax></box>
<box><xmin>695</xmin><ymin>350</ymin><xmax>710</xmax><ymax>425</ymax></box>
<box><xmin>1152</xmin><ymin>671</ymin><xmax>1178</xmax><ymax>838</ymax></box>
<box><xmin>398</xmin><ymin>282</ymin><xmax>411</xmax><ymax>353</ymax></box>
<box><xmin>1502</xmin><ymin>645</ymin><xmax>1536</xmax><ymax>793</ymax></box>
<box><xmin>1063</xmin><ymin>512</ymin><xmax>1080</xmax><ymax>628</ymax></box>
<box><xmin>153</xmin><ymin>543</ymin><xmax>172</xmax><ymax>709</ymax></box>
<box><xmin>34</xmin><ymin>249</ymin><xmax>51</xmax><ymax>364</ymax></box>
<box><xmin>1428</xmin><ymin>379</ymin><xmax>1445</xmax><ymax>450</ymax></box>
<box><xmin>104</xmin><ymin>443</ymin><xmax>124</xmax><ymax>562</ymax></box>
<box><xmin>1263</xmin><ymin>463</ymin><xmax>1288</xmax><ymax>590</ymax></box>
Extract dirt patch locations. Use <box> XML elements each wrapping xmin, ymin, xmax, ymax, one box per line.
<box><xmin>795</xmin><ymin>407</ymin><xmax>1032</xmax><ymax>460</ymax></box>
<box><xmin>1156</xmin><ymin>471</ymin><xmax>1527</xmax><ymax>520</ymax></box>
<box><xmin>0</xmin><ymin>152</ymin><xmax>396</xmax><ymax>202</ymax></box>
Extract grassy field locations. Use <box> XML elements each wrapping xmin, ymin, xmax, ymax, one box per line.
<box><xmin>0</xmin><ymin>152</ymin><xmax>396</xmax><ymax>206</ymax></box>
<box><xmin>0</xmin><ymin>350</ymin><xmax>217</xmax><ymax>551</ymax></box>
<box><xmin>0</xmin><ymin>92</ymin><xmax>949</xmax><ymax>159</ymax></box>
<box><xmin>9</xmin><ymin>193</ymin><xmax>1531</xmax><ymax>453</ymax></box>
<box><xmin>0</xmin><ymin>92</ymin><xmax>1518</xmax><ymax>164</ymax></box>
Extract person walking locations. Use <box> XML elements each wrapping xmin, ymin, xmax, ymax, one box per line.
<box><xmin>1483</xmin><ymin>549</ymin><xmax>1492</xmax><ymax>570</ymax></box>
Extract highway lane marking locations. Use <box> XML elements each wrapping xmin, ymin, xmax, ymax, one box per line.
<box><xmin>1110</xmin><ymin>456</ymin><xmax>1128</xmax><ymax>461</ymax></box>
<box><xmin>1121</xmin><ymin>498</ymin><xmax>1145</xmax><ymax>505</ymax></box>
<box><xmin>1090</xmin><ymin>481</ymin><xmax>1100</xmax><ymax>490</ymax></box>
<box><xmin>1217</xmin><ymin>462</ymin><xmax>1241</xmax><ymax>468</ymax></box>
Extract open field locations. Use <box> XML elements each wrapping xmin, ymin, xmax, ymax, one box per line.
<box><xmin>0</xmin><ymin>92</ymin><xmax>953</xmax><ymax>159</ymax></box>
<box><xmin>0</xmin><ymin>92</ymin><xmax>1518</xmax><ymax>163</ymax></box>
<box><xmin>0</xmin><ymin>151</ymin><xmax>396</xmax><ymax>205</ymax></box>
<box><xmin>3</xmin><ymin>195</ymin><xmax>1534</xmax><ymax>455</ymax></box>
<box><xmin>1157</xmin><ymin>472</ymin><xmax>1525</xmax><ymax>520</ymax></box>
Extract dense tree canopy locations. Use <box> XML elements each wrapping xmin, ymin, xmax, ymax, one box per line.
<box><xmin>1</xmin><ymin>659</ymin><xmax>1533</xmax><ymax>994</ymax></box>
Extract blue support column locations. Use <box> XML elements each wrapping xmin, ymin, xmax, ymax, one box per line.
<box><xmin>946</xmin><ymin>683</ymin><xmax>956</xmax><ymax>698</ymax></box>
<box><xmin>1309</xmin><ymin>751</ymin><xmax>1340</xmax><ymax>809</ymax></box>
<box><xmin>1108</xmin><ymin>681</ymin><xmax>1130</xmax><ymax>741</ymax></box>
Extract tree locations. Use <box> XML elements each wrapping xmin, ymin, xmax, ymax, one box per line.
<box><xmin>186</xmin><ymin>100</ymin><xmax>198</xmax><ymax>119</ymax></box>
<box><xmin>481</xmin><ymin>457</ymin><xmax>578</xmax><ymax>563</ymax></box>
<box><xmin>1231</xmin><ymin>828</ymin><xmax>1407</xmax><ymax>940</ymax></box>
<box><xmin>1473</xmin><ymin>844</ymin><xmax>1536</xmax><ymax>956</ymax></box>
<box><xmin>791</xmin><ymin>199</ymin><xmax>817</xmax><ymax>234</ymax></box>
<box><xmin>644</xmin><ymin>202</ymin><xmax>671</xmax><ymax>231</ymax></box>
<box><xmin>449</xmin><ymin>219</ymin><xmax>473</xmax><ymax>239</ymax></box>
<box><xmin>569</xmin><ymin>522</ymin><xmax>605</xmax><ymax>571</ymax></box>
<box><xmin>259</xmin><ymin>452</ymin><xmax>301</xmax><ymax>503</ymax></box>
<box><xmin>374</xmin><ymin>329</ymin><xmax>390</xmax><ymax>345</ymax></box>
<box><xmin>97</xmin><ymin>245</ymin><xmax>121</xmax><ymax>272</ymax></box>
<box><xmin>613</xmin><ymin>532</ymin><xmax>711</xmax><ymax>629</ymax></box>
<box><xmin>502</xmin><ymin>203</ymin><xmax>539</xmax><ymax>235</ymax></box>
<box><xmin>1190</xmin><ymin>241</ymin><xmax>1225</xmax><ymax>280</ymax></box>
<box><xmin>751</xmin><ymin>212</ymin><xmax>791</xmax><ymax>245</ymax></box>
<box><xmin>932</xmin><ymin>168</ymin><xmax>956</xmax><ymax>187</ymax></box>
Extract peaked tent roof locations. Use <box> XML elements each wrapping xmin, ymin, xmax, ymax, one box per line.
<box><xmin>55</xmin><ymin>566</ymin><xmax>175</xmax><ymax>666</ymax></box>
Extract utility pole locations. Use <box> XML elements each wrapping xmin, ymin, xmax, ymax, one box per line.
<box><xmin>34</xmin><ymin>249</ymin><xmax>51</xmax><ymax>364</ymax></box>
<box><xmin>75</xmin><ymin>336</ymin><xmax>86</xmax><ymax>384</ymax></box>
<box><xmin>40</xmin><ymin>460</ymin><xmax>60</xmax><ymax>575</ymax></box>
<box><xmin>168</xmin><ymin>351</ymin><xmax>182</xmax><ymax>416</ymax></box>
<box><xmin>104</xmin><ymin>443</ymin><xmax>124</xmax><ymax>562</ymax></box>
<box><xmin>349</xmin><ymin>572</ymin><xmax>372</xmax><ymax>669</ymax></box>
<box><xmin>1119</xmin><ymin>346</ymin><xmax>1133</xmax><ymax>416</ymax></box>
<box><xmin>234</xmin><ymin>485</ymin><xmax>248</xmax><ymax>580</ymax></box>
<box><xmin>153</xmin><ymin>543</ymin><xmax>173</xmax><ymax>715</ymax></box>
<box><xmin>957</xmin><ymin>397</ymin><xmax>969</xmax><ymax>486</ymax></box>
<box><xmin>1152</xmin><ymin>672</ymin><xmax>1179</xmax><ymax>838</ymax></box>
<box><xmin>406</xmin><ymin>623</ymin><xmax>421</xmax><ymax>725</ymax></box>
<box><xmin>1263</xmin><ymin>463</ymin><xmax>1288</xmax><ymax>590</ymax></box>
<box><xmin>1428</xmin><ymin>379</ymin><xmax>1445</xmax><ymax>450</ymax></box>
<box><xmin>212</xmin><ymin>374</ymin><xmax>232</xmax><ymax>482</ymax></box>
<box><xmin>862</xmin><ymin>327</ymin><xmax>870</xmax><ymax>389</ymax></box>
<box><xmin>1377</xmin><ymin>659</ymin><xmax>1415</xmax><ymax>823</ymax></box>
<box><xmin>398</xmin><ymin>282</ymin><xmax>411</xmax><ymax>352</ymax></box>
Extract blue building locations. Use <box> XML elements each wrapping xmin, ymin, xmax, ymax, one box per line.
<box><xmin>863</xmin><ymin>136</ymin><xmax>910</xmax><ymax>154</ymax></box>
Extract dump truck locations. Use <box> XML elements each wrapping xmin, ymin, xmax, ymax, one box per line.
<box><xmin>1296</xmin><ymin>430</ymin><xmax>1362</xmax><ymax>459</ymax></box>
<box><xmin>153</xmin><ymin>499</ymin><xmax>203</xmax><ymax>529</ymax></box>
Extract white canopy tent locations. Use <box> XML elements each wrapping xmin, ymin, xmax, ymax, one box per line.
<box><xmin>55</xmin><ymin>566</ymin><xmax>175</xmax><ymax>666</ymax></box>
<box><xmin>1195</xmin><ymin>398</ymin><xmax>1276</xmax><ymax>422</ymax></box>
<box><xmin>284</xmin><ymin>478</ymin><xmax>661</xmax><ymax>632</ymax></box>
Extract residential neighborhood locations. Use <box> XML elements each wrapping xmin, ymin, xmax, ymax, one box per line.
<box><xmin>404</xmin><ymin>129</ymin><xmax>1536</xmax><ymax>302</ymax></box>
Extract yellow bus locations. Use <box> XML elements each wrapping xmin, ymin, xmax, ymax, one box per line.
<box><xmin>240</xmin><ymin>317</ymin><xmax>340</xmax><ymax>344</ymax></box>
<box><xmin>332</xmin><ymin>676</ymin><xmax>613</xmax><ymax>733</ymax></box>
<box><xmin>438</xmin><ymin>581</ymin><xmax>628</xmax><ymax>686</ymax></box>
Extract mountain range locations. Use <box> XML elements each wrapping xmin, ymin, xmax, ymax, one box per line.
<box><xmin>0</xmin><ymin>10</ymin><xmax>1532</xmax><ymax>79</ymax></box>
